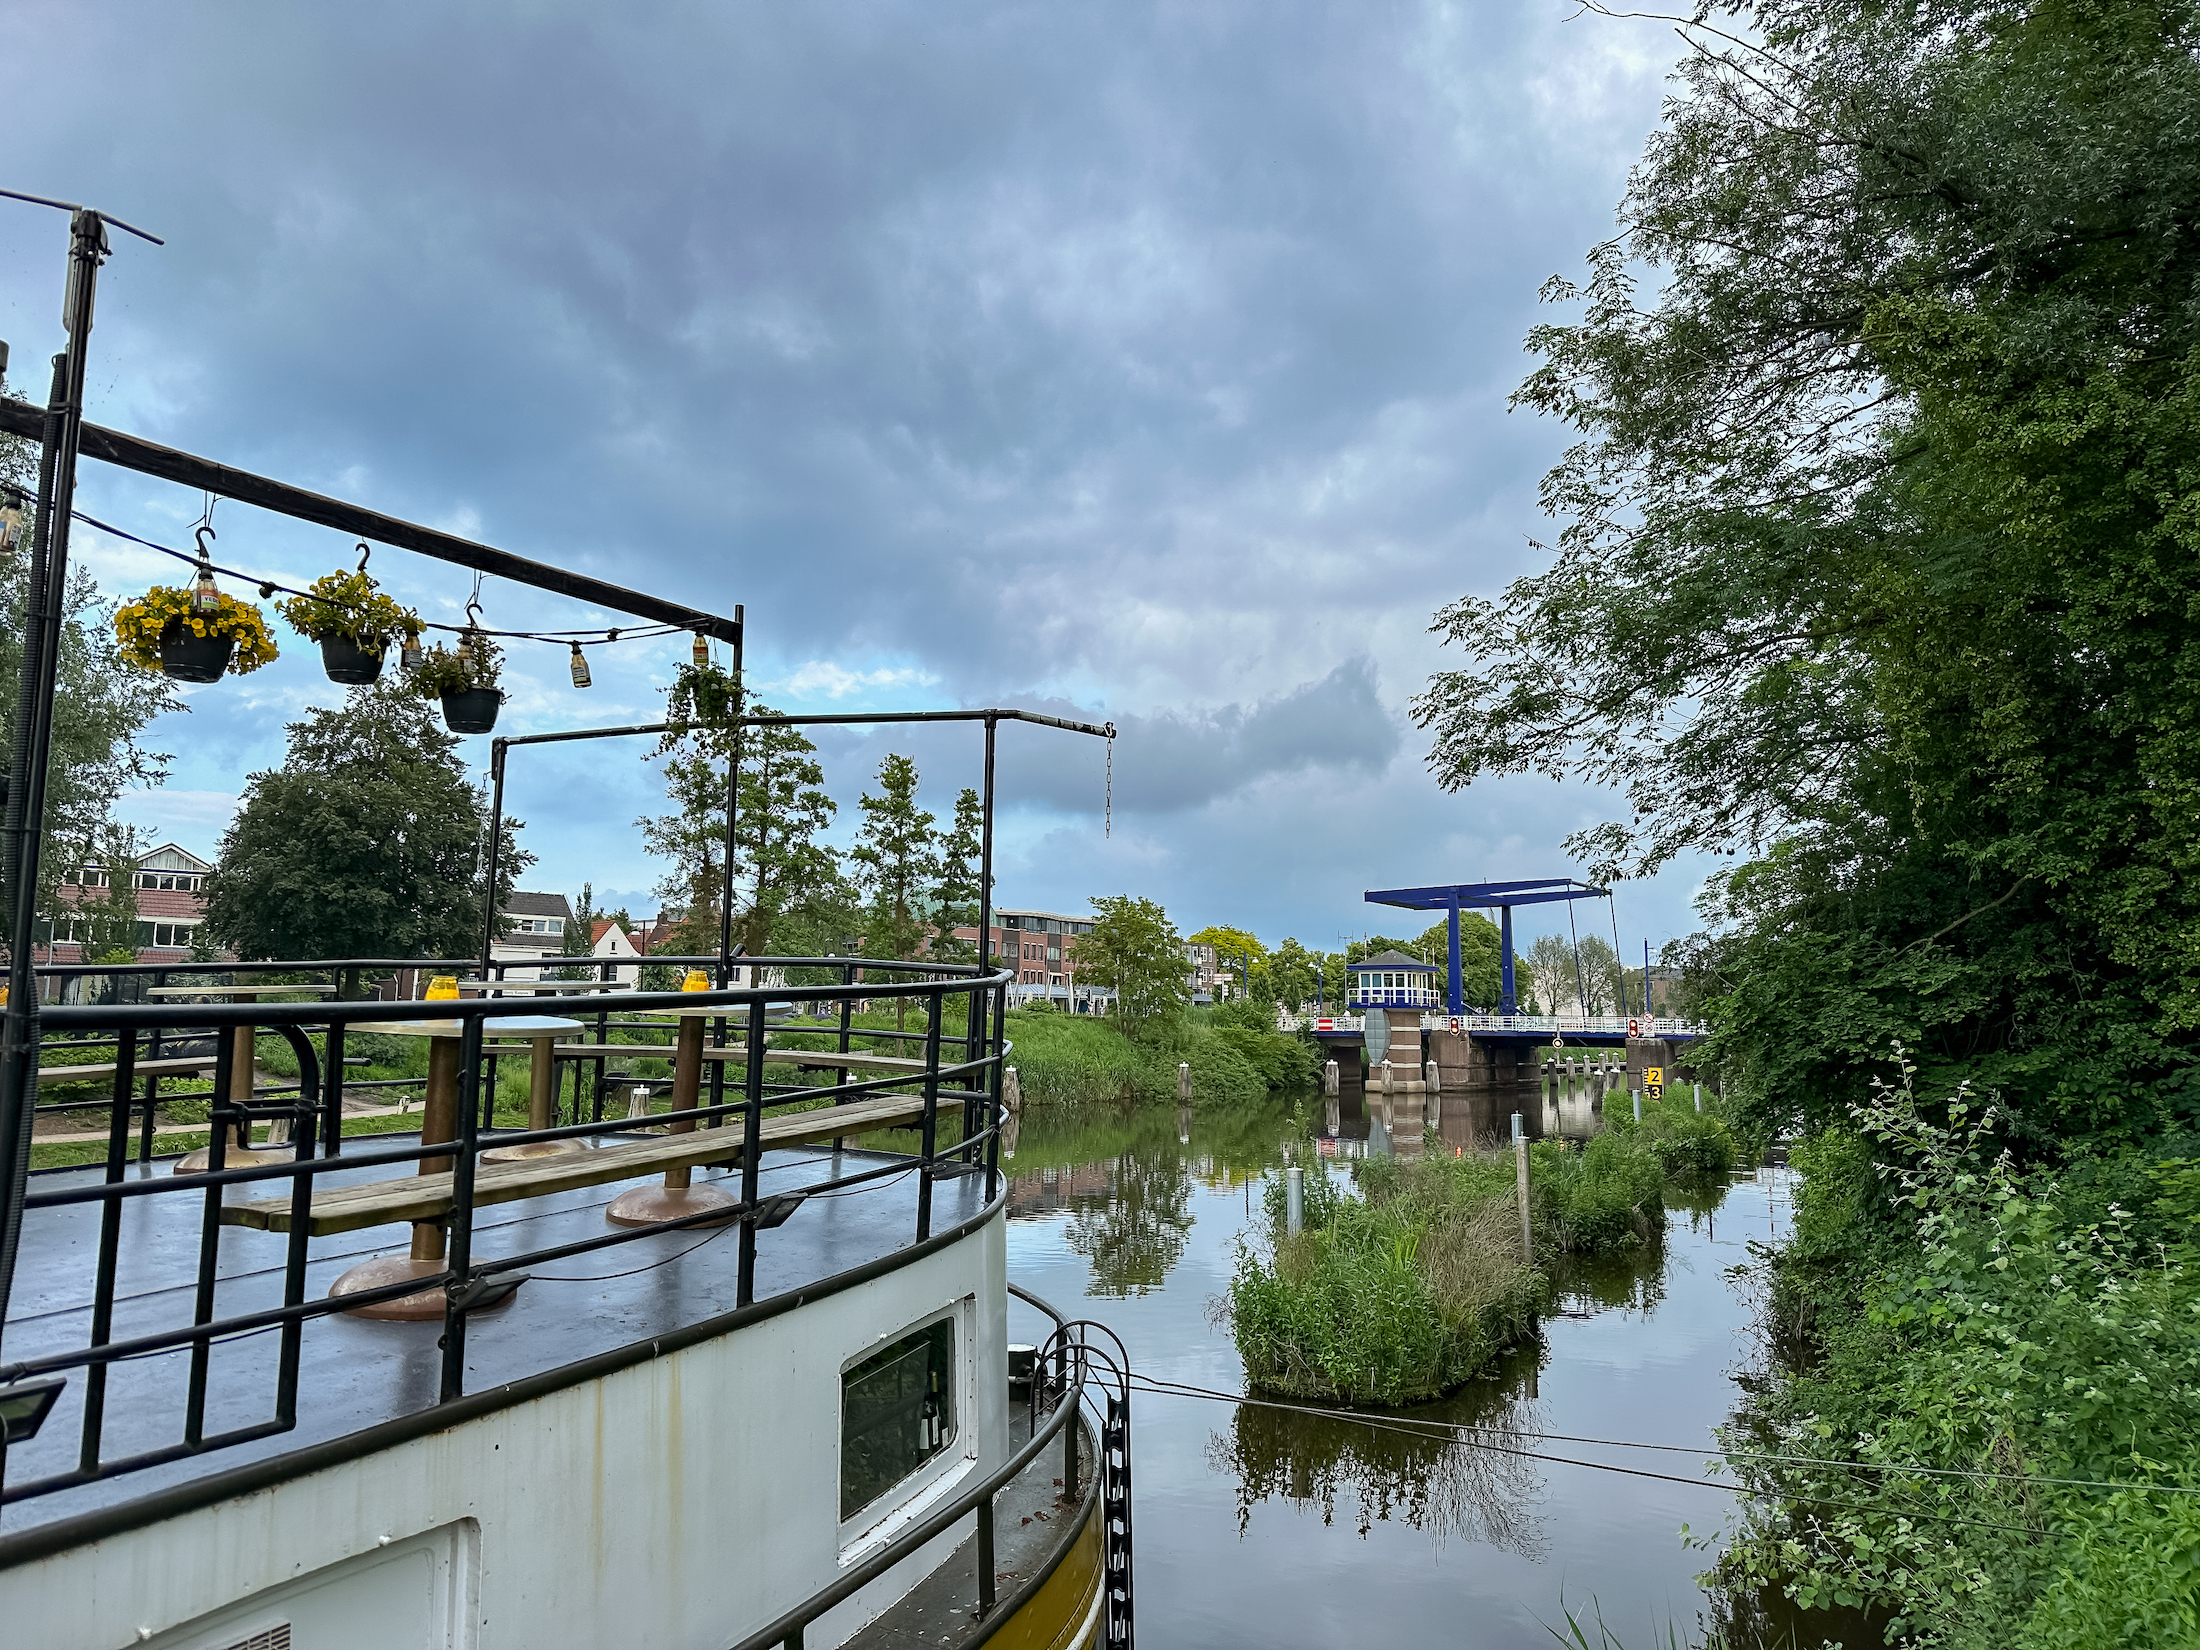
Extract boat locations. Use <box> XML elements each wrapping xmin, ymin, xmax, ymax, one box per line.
<box><xmin>0</xmin><ymin>957</ymin><xmax>1132</xmax><ymax>1650</ymax></box>
<box><xmin>0</xmin><ymin>206</ymin><xmax>1131</xmax><ymax>1649</ymax></box>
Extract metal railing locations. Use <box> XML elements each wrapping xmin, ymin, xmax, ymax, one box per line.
<box><xmin>0</xmin><ymin>955</ymin><xmax>1014</xmax><ymax>1516</ymax></box>
<box><xmin>1284</xmin><ymin>1010</ymin><xmax>1711</xmax><ymax>1038</ymax></box>
<box><xmin>729</xmin><ymin>1287</ymin><xmax>1131</xmax><ymax>1650</ymax></box>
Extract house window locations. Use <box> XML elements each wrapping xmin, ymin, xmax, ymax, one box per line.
<box><xmin>842</xmin><ymin>1317</ymin><xmax>956</xmax><ymax>1522</ymax></box>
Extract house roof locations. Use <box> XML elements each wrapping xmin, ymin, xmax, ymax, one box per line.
<box><xmin>1348</xmin><ymin>949</ymin><xmax>1435</xmax><ymax>972</ymax></box>
<box><xmin>503</xmin><ymin>890</ymin><xmax>573</xmax><ymax>918</ymax></box>
<box><xmin>136</xmin><ymin>843</ymin><xmax>213</xmax><ymax>873</ymax></box>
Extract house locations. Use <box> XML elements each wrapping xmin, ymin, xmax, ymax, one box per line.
<box><xmin>591</xmin><ymin>918</ymin><xmax>645</xmax><ymax>985</ymax></box>
<box><xmin>47</xmin><ymin>843</ymin><xmax>215</xmax><ymax>964</ymax></box>
<box><xmin>491</xmin><ymin>890</ymin><xmax>574</xmax><ymax>981</ymax></box>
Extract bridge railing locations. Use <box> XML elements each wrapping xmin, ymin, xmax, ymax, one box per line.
<box><xmin>1281</xmin><ymin>1011</ymin><xmax>1711</xmax><ymax>1038</ymax></box>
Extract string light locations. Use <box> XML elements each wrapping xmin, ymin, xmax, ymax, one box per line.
<box><xmin>569</xmin><ymin>642</ymin><xmax>592</xmax><ymax>688</ymax></box>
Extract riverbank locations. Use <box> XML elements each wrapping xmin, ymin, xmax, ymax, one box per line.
<box><xmin>1718</xmin><ymin>1062</ymin><xmax>2200</xmax><ymax>1643</ymax></box>
<box><xmin>1001</xmin><ymin>1005</ymin><xmax>1315</xmax><ymax>1106</ymax></box>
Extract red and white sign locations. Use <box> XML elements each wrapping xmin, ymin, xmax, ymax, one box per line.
<box><xmin>1314</xmin><ymin>1017</ymin><xmax>1336</xmax><ymax>1033</ymax></box>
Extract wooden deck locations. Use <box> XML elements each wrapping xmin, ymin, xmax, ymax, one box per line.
<box><xmin>219</xmin><ymin>1094</ymin><xmax>931</xmax><ymax>1236</ymax></box>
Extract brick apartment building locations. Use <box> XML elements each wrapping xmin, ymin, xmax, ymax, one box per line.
<box><xmin>947</xmin><ymin>907</ymin><xmax>1114</xmax><ymax>1013</ymax></box>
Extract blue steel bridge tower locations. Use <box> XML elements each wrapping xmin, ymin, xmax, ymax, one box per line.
<box><xmin>1362</xmin><ymin>878</ymin><xmax>1614</xmax><ymax>1016</ymax></box>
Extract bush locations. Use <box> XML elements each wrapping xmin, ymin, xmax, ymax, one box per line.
<box><xmin>1229</xmin><ymin>1153</ymin><xmax>1544</xmax><ymax>1404</ymax></box>
<box><xmin>1532</xmin><ymin>1130</ymin><xmax>1666</xmax><ymax>1252</ymax></box>
<box><xmin>998</xmin><ymin>1010</ymin><xmax>1299</xmax><ymax>1107</ymax></box>
<box><xmin>1718</xmin><ymin>1057</ymin><xmax>2200</xmax><ymax>1644</ymax></box>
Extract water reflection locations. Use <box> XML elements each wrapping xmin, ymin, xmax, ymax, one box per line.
<box><xmin>1207</xmin><ymin>1347</ymin><xmax>1550</xmax><ymax>1558</ymax></box>
<box><xmin>1001</xmin><ymin>1098</ymin><xmax>1812</xmax><ymax>1647</ymax></box>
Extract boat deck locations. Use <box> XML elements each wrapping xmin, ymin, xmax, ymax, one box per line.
<box><xmin>2</xmin><ymin>1137</ymin><xmax>987</xmax><ymax>1535</ymax></box>
<box><xmin>847</xmin><ymin>1408</ymin><xmax>1097</xmax><ymax>1650</ymax></box>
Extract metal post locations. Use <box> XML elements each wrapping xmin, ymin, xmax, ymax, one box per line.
<box><xmin>977</xmin><ymin>1495</ymin><xmax>997</xmax><ymax>1617</ymax></box>
<box><xmin>716</xmin><ymin>606</ymin><xmax>744</xmax><ymax>983</ymax></box>
<box><xmin>1498</xmin><ymin>904</ymin><xmax>1516</xmax><ymax>1014</ymax></box>
<box><xmin>916</xmin><ymin>997</ymin><xmax>941</xmax><ymax>1241</ymax></box>
<box><xmin>1633</xmin><ymin>1088</ymin><xmax>1642</xmax><ymax>1123</ymax></box>
<box><xmin>0</xmin><ymin>211</ymin><xmax>107</xmax><ymax>1364</ymax></box>
<box><xmin>476</xmin><ymin>740</ymin><xmax>509</xmax><ymax>985</ymax></box>
<box><xmin>1446</xmin><ymin>895</ymin><xmax>1463</xmax><ymax>1014</ymax></box>
<box><xmin>1694</xmin><ymin>1080</ymin><xmax>1702</xmax><ymax>1114</ymax></box>
<box><xmin>1285</xmin><ymin>1165</ymin><xmax>1303</xmax><ymax>1235</ymax></box>
<box><xmin>1512</xmin><ymin>1111</ymin><xmax>1533</xmax><ymax>1263</ymax></box>
<box><xmin>738</xmin><ymin>997</ymin><xmax>765</xmax><ymax>1306</ymax></box>
<box><xmin>439</xmin><ymin>1014</ymin><xmax>486</xmax><ymax>1402</ymax></box>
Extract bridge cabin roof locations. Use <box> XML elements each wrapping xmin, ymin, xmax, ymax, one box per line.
<box><xmin>1363</xmin><ymin>877</ymin><xmax>1608</xmax><ymax>911</ymax></box>
<box><xmin>1348</xmin><ymin>950</ymin><xmax>1435</xmax><ymax>973</ymax></box>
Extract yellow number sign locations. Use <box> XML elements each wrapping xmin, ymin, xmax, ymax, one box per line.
<box><xmin>1645</xmin><ymin>1065</ymin><xmax>1664</xmax><ymax>1101</ymax></box>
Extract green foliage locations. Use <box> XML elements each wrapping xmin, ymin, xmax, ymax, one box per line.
<box><xmin>1229</xmin><ymin>1153</ymin><xmax>1545</xmax><ymax>1404</ymax></box>
<box><xmin>1414</xmin><ymin>0</ymin><xmax>2200</xmax><ymax>1146</ymax></box>
<box><xmin>1079</xmin><ymin>895</ymin><xmax>1190</xmax><ymax>1031</ymax></box>
<box><xmin>642</xmin><ymin>699</ymin><xmax>843</xmax><ymax>958</ymax></box>
<box><xmin>1409</xmin><ymin>913</ymin><xmax>1506</xmax><ymax>1008</ymax></box>
<box><xmin>408</xmin><ymin>629</ymin><xmax>500</xmax><ymax>694</ymax></box>
<box><xmin>203</xmin><ymin>679</ymin><xmax>531</xmax><ymax>960</ymax></box>
<box><xmin>849</xmin><ymin>751</ymin><xmax>937</xmax><ymax>968</ymax></box>
<box><xmin>1000</xmin><ymin>1009</ymin><xmax>1279</xmax><ymax>1107</ymax></box>
<box><xmin>1722</xmin><ymin>1056</ymin><xmax>2200</xmax><ymax>1644</ymax></box>
<box><xmin>0</xmin><ymin>399</ymin><xmax>178</xmax><ymax>928</ymax></box>
<box><xmin>1532</xmin><ymin>1132</ymin><xmax>1667</xmax><ymax>1254</ymax></box>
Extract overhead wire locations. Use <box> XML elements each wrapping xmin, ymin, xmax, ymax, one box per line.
<box><xmin>1118</xmin><ymin>1372</ymin><xmax>2200</xmax><ymax>1508</ymax></box>
<box><xmin>1</xmin><ymin>485</ymin><xmax>691</xmax><ymax>650</ymax></box>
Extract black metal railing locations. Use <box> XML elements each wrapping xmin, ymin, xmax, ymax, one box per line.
<box><xmin>0</xmin><ymin>955</ymin><xmax>1012</xmax><ymax>1517</ymax></box>
<box><xmin>729</xmin><ymin>1287</ymin><xmax>1133</xmax><ymax>1650</ymax></box>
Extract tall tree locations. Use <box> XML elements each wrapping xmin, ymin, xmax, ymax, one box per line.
<box><xmin>0</xmin><ymin>399</ymin><xmax>179</xmax><ymax>936</ymax></box>
<box><xmin>1414</xmin><ymin>0</ymin><xmax>2200</xmax><ymax>1138</ymax></box>
<box><xmin>640</xmin><ymin>699</ymin><xmax>841</xmax><ymax>958</ymax></box>
<box><xmin>203</xmin><ymin>680</ymin><xmax>531</xmax><ymax>962</ymax></box>
<box><xmin>929</xmin><ymin>786</ymin><xmax>985</xmax><ymax>964</ymax></box>
<box><xmin>848</xmin><ymin>752</ymin><xmax>937</xmax><ymax>1029</ymax></box>
<box><xmin>1080</xmin><ymin>895</ymin><xmax>1190</xmax><ymax>1033</ymax></box>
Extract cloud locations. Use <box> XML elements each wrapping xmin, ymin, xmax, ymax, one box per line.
<box><xmin>0</xmin><ymin>0</ymin><xmax>1707</xmax><ymax>946</ymax></box>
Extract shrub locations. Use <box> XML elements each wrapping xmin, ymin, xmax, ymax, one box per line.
<box><xmin>1229</xmin><ymin>1153</ymin><xmax>1544</xmax><ymax>1404</ymax></box>
<box><xmin>1532</xmin><ymin>1130</ymin><xmax>1666</xmax><ymax>1252</ymax></box>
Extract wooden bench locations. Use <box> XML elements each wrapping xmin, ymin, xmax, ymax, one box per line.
<box><xmin>543</xmin><ymin>1042</ymin><xmax>932</xmax><ymax>1078</ymax></box>
<box><xmin>35</xmin><ymin>1057</ymin><xmax>218</xmax><ymax>1086</ymax></box>
<box><xmin>220</xmin><ymin>1093</ymin><xmax>932</xmax><ymax>1237</ymax></box>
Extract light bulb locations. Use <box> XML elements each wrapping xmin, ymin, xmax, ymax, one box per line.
<box><xmin>570</xmin><ymin>643</ymin><xmax>591</xmax><ymax>688</ymax></box>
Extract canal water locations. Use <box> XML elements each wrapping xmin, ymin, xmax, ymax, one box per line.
<box><xmin>1000</xmin><ymin>1090</ymin><xmax>1791</xmax><ymax>1649</ymax></box>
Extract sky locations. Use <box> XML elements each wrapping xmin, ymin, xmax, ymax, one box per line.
<box><xmin>1</xmin><ymin>1</ymin><xmax>1711</xmax><ymax>962</ymax></box>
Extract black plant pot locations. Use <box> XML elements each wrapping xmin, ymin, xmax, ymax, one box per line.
<box><xmin>320</xmin><ymin>633</ymin><xmax>387</xmax><ymax>685</ymax></box>
<box><xmin>158</xmin><ymin>619</ymin><xmax>235</xmax><ymax>684</ymax></box>
<box><xmin>440</xmin><ymin>685</ymin><xmax>503</xmax><ymax>734</ymax></box>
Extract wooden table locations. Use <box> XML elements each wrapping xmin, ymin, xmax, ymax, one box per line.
<box><xmin>326</xmin><ymin>1013</ymin><xmax>580</xmax><ymax>1321</ymax></box>
<box><xmin>149</xmin><ymin>983</ymin><xmax>335</xmax><ymax>1173</ymax></box>
<box><xmin>479</xmin><ymin>1016</ymin><xmax>596</xmax><ymax>1165</ymax></box>
<box><xmin>458</xmin><ymin>978</ymin><xmax>632</xmax><ymax>997</ymax></box>
<box><xmin>605</xmin><ymin>1003</ymin><xmax>742</xmax><ymax>1229</ymax></box>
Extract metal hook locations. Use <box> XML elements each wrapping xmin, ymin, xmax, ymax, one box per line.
<box><xmin>465</xmin><ymin>594</ymin><xmax>484</xmax><ymax>628</ymax></box>
<box><xmin>193</xmin><ymin>523</ymin><xmax>217</xmax><ymax>560</ymax></box>
<box><xmin>356</xmin><ymin>541</ymin><xmax>372</xmax><ymax>577</ymax></box>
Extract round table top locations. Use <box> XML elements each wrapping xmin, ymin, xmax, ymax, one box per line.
<box><xmin>459</xmin><ymin>979</ymin><xmax>631</xmax><ymax>993</ymax></box>
<box><xmin>637</xmin><ymin>1000</ymin><xmax>747</xmax><ymax>1019</ymax></box>
<box><xmin>376</xmin><ymin>1014</ymin><xmax>586</xmax><ymax>1038</ymax></box>
<box><xmin>147</xmin><ymin>983</ymin><xmax>336</xmax><ymax>998</ymax></box>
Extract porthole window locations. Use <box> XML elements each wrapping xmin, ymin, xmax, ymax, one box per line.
<box><xmin>841</xmin><ymin>1317</ymin><xmax>957</xmax><ymax>1522</ymax></box>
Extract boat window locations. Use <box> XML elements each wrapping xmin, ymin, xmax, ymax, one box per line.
<box><xmin>842</xmin><ymin>1317</ymin><xmax>957</xmax><ymax>1521</ymax></box>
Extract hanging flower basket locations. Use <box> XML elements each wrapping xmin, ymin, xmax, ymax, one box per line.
<box><xmin>274</xmin><ymin>564</ymin><xmax>420</xmax><ymax>686</ymax></box>
<box><xmin>159</xmin><ymin>622</ymin><xmax>235</xmax><ymax>683</ymax></box>
<box><xmin>439</xmin><ymin>685</ymin><xmax>503</xmax><ymax>734</ymax></box>
<box><xmin>318</xmin><ymin>634</ymin><xmax>387</xmax><ymax>684</ymax></box>
<box><xmin>115</xmin><ymin>586</ymin><xmax>278</xmax><ymax>682</ymax></box>
<box><xmin>410</xmin><ymin>628</ymin><xmax>504</xmax><ymax>734</ymax></box>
